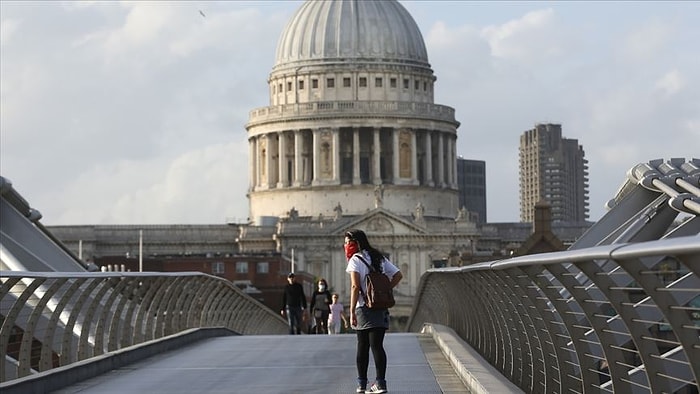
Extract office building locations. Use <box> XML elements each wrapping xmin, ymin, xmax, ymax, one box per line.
<box><xmin>519</xmin><ymin>123</ymin><xmax>589</xmax><ymax>222</ymax></box>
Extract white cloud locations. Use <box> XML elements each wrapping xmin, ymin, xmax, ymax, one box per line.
<box><xmin>481</xmin><ymin>9</ymin><xmax>561</xmax><ymax>62</ymax></box>
<box><xmin>1</xmin><ymin>1</ymin><xmax>698</xmax><ymax>225</ymax></box>
<box><xmin>0</xmin><ymin>17</ymin><xmax>21</xmax><ymax>46</ymax></box>
<box><xmin>654</xmin><ymin>69</ymin><xmax>684</xmax><ymax>98</ymax></box>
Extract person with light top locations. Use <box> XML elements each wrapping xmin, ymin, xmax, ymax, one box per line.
<box><xmin>344</xmin><ymin>229</ymin><xmax>402</xmax><ymax>394</ymax></box>
<box><xmin>328</xmin><ymin>293</ymin><xmax>348</xmax><ymax>335</ymax></box>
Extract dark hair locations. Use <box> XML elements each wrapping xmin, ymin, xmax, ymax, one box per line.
<box><xmin>345</xmin><ymin>229</ymin><xmax>385</xmax><ymax>271</ymax></box>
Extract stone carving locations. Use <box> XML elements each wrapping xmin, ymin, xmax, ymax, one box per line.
<box><xmin>333</xmin><ymin>202</ymin><xmax>343</xmax><ymax>220</ymax></box>
<box><xmin>374</xmin><ymin>185</ymin><xmax>384</xmax><ymax>208</ymax></box>
<box><xmin>414</xmin><ymin>202</ymin><xmax>425</xmax><ymax>221</ymax></box>
<box><xmin>456</xmin><ymin>206</ymin><xmax>467</xmax><ymax>221</ymax></box>
<box><xmin>367</xmin><ymin>217</ymin><xmax>391</xmax><ymax>232</ymax></box>
<box><xmin>288</xmin><ymin>207</ymin><xmax>299</xmax><ymax>220</ymax></box>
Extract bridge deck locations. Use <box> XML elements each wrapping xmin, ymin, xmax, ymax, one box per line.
<box><xmin>53</xmin><ymin>333</ymin><xmax>469</xmax><ymax>394</ymax></box>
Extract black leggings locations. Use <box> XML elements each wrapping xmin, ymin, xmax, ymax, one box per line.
<box><xmin>356</xmin><ymin>327</ymin><xmax>387</xmax><ymax>381</ymax></box>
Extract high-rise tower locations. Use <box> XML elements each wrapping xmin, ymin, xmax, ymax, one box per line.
<box><xmin>245</xmin><ymin>0</ymin><xmax>460</xmax><ymax>222</ymax></box>
<box><xmin>519</xmin><ymin>123</ymin><xmax>589</xmax><ymax>222</ymax></box>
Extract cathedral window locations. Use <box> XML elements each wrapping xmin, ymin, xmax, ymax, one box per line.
<box><xmin>312</xmin><ymin>79</ymin><xmax>318</xmax><ymax>89</ymax></box>
<box><xmin>403</xmin><ymin>78</ymin><xmax>409</xmax><ymax>89</ymax></box>
<box><xmin>278</xmin><ymin>83</ymin><xmax>282</xmax><ymax>93</ymax></box>
<box><xmin>287</xmin><ymin>81</ymin><xmax>292</xmax><ymax>91</ymax></box>
<box><xmin>390</xmin><ymin>78</ymin><xmax>397</xmax><ymax>88</ymax></box>
<box><xmin>343</xmin><ymin>77</ymin><xmax>351</xmax><ymax>87</ymax></box>
<box><xmin>359</xmin><ymin>77</ymin><xmax>367</xmax><ymax>87</ymax></box>
<box><xmin>327</xmin><ymin>78</ymin><xmax>335</xmax><ymax>88</ymax></box>
<box><xmin>298</xmin><ymin>80</ymin><xmax>304</xmax><ymax>90</ymax></box>
<box><xmin>415</xmin><ymin>80</ymin><xmax>419</xmax><ymax>90</ymax></box>
<box><xmin>375</xmin><ymin>78</ymin><xmax>383</xmax><ymax>87</ymax></box>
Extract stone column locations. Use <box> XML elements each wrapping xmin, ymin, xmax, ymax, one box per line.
<box><xmin>277</xmin><ymin>131</ymin><xmax>287</xmax><ymax>188</ymax></box>
<box><xmin>265</xmin><ymin>135</ymin><xmax>274</xmax><ymax>188</ymax></box>
<box><xmin>294</xmin><ymin>130</ymin><xmax>302</xmax><ymax>186</ymax></box>
<box><xmin>312</xmin><ymin>128</ymin><xmax>320</xmax><ymax>185</ymax></box>
<box><xmin>353</xmin><ymin>127</ymin><xmax>361</xmax><ymax>185</ymax></box>
<box><xmin>249</xmin><ymin>137</ymin><xmax>257</xmax><ymax>190</ymax></box>
<box><xmin>392</xmin><ymin>128</ymin><xmax>400</xmax><ymax>183</ymax></box>
<box><xmin>332</xmin><ymin>127</ymin><xmax>340</xmax><ymax>184</ymax></box>
<box><xmin>373</xmin><ymin>127</ymin><xmax>381</xmax><ymax>184</ymax></box>
<box><xmin>445</xmin><ymin>133</ymin><xmax>454</xmax><ymax>188</ymax></box>
<box><xmin>437</xmin><ymin>132</ymin><xmax>444</xmax><ymax>187</ymax></box>
<box><xmin>425</xmin><ymin>131</ymin><xmax>433</xmax><ymax>187</ymax></box>
<box><xmin>411</xmin><ymin>129</ymin><xmax>418</xmax><ymax>185</ymax></box>
<box><xmin>450</xmin><ymin>135</ymin><xmax>457</xmax><ymax>189</ymax></box>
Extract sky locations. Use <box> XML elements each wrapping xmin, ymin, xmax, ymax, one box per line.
<box><xmin>1</xmin><ymin>1</ymin><xmax>698</xmax><ymax>225</ymax></box>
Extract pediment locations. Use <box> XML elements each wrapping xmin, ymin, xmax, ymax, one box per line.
<box><xmin>329</xmin><ymin>208</ymin><xmax>428</xmax><ymax>237</ymax></box>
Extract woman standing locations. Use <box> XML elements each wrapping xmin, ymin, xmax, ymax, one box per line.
<box><xmin>344</xmin><ymin>229</ymin><xmax>402</xmax><ymax>394</ymax></box>
<box><xmin>309</xmin><ymin>278</ymin><xmax>332</xmax><ymax>334</ymax></box>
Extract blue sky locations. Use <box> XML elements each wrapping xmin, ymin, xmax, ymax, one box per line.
<box><xmin>1</xmin><ymin>1</ymin><xmax>698</xmax><ymax>224</ymax></box>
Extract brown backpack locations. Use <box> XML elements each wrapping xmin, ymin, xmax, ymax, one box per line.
<box><xmin>357</xmin><ymin>256</ymin><xmax>395</xmax><ymax>309</ymax></box>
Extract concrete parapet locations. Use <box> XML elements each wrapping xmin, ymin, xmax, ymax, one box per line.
<box><xmin>421</xmin><ymin>323</ymin><xmax>523</xmax><ymax>394</ymax></box>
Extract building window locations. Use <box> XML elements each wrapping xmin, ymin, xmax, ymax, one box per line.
<box><xmin>415</xmin><ymin>80</ymin><xmax>419</xmax><ymax>90</ymax></box>
<box><xmin>390</xmin><ymin>78</ymin><xmax>397</xmax><ymax>88</ymax></box>
<box><xmin>359</xmin><ymin>77</ymin><xmax>367</xmax><ymax>87</ymax></box>
<box><xmin>343</xmin><ymin>77</ymin><xmax>351</xmax><ymax>87</ymax></box>
<box><xmin>287</xmin><ymin>81</ymin><xmax>292</xmax><ymax>91</ymax></box>
<box><xmin>257</xmin><ymin>262</ymin><xmax>269</xmax><ymax>274</ymax></box>
<box><xmin>236</xmin><ymin>262</ymin><xmax>248</xmax><ymax>274</ymax></box>
<box><xmin>312</xmin><ymin>79</ymin><xmax>318</xmax><ymax>89</ymax></box>
<box><xmin>212</xmin><ymin>261</ymin><xmax>225</xmax><ymax>275</ymax></box>
<box><xmin>327</xmin><ymin>78</ymin><xmax>335</xmax><ymax>88</ymax></box>
<box><xmin>375</xmin><ymin>77</ymin><xmax>383</xmax><ymax>87</ymax></box>
<box><xmin>298</xmin><ymin>80</ymin><xmax>304</xmax><ymax>90</ymax></box>
<box><xmin>423</xmin><ymin>82</ymin><xmax>427</xmax><ymax>91</ymax></box>
<box><xmin>403</xmin><ymin>79</ymin><xmax>409</xmax><ymax>89</ymax></box>
<box><xmin>278</xmin><ymin>83</ymin><xmax>282</xmax><ymax>93</ymax></box>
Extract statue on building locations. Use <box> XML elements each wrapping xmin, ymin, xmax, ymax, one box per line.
<box><xmin>414</xmin><ymin>202</ymin><xmax>425</xmax><ymax>222</ymax></box>
<box><xmin>288</xmin><ymin>207</ymin><xmax>299</xmax><ymax>220</ymax></box>
<box><xmin>333</xmin><ymin>202</ymin><xmax>343</xmax><ymax>220</ymax></box>
<box><xmin>456</xmin><ymin>206</ymin><xmax>468</xmax><ymax>221</ymax></box>
<box><xmin>374</xmin><ymin>185</ymin><xmax>384</xmax><ymax>208</ymax></box>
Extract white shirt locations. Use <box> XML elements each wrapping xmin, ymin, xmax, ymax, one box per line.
<box><xmin>345</xmin><ymin>251</ymin><xmax>400</xmax><ymax>308</ymax></box>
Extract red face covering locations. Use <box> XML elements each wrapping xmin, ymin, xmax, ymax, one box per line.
<box><xmin>345</xmin><ymin>241</ymin><xmax>359</xmax><ymax>260</ymax></box>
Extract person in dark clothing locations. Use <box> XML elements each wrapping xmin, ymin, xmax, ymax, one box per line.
<box><xmin>309</xmin><ymin>278</ymin><xmax>332</xmax><ymax>334</ymax></box>
<box><xmin>280</xmin><ymin>272</ymin><xmax>307</xmax><ymax>335</ymax></box>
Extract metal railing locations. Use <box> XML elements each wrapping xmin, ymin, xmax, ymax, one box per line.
<box><xmin>0</xmin><ymin>271</ymin><xmax>288</xmax><ymax>383</ymax></box>
<box><xmin>407</xmin><ymin>158</ymin><xmax>700</xmax><ymax>393</ymax></box>
<box><xmin>407</xmin><ymin>237</ymin><xmax>699</xmax><ymax>393</ymax></box>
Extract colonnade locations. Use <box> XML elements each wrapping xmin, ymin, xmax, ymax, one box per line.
<box><xmin>248</xmin><ymin>127</ymin><xmax>457</xmax><ymax>191</ymax></box>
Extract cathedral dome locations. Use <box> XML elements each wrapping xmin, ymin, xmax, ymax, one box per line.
<box><xmin>274</xmin><ymin>0</ymin><xmax>429</xmax><ymax>70</ymax></box>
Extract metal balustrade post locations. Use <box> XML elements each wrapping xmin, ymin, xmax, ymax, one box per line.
<box><xmin>108</xmin><ymin>276</ymin><xmax>140</xmax><ymax>351</ymax></box>
<box><xmin>59</xmin><ymin>278</ymin><xmax>98</xmax><ymax>366</ymax></box>
<box><xmin>39</xmin><ymin>278</ymin><xmax>81</xmax><ymax>371</ymax></box>
<box><xmin>78</xmin><ymin>277</ymin><xmax>117</xmax><ymax>360</ymax></box>
<box><xmin>2</xmin><ymin>278</ymin><xmax>45</xmax><ymax>380</ymax></box>
<box><xmin>19</xmin><ymin>278</ymin><xmax>66</xmax><ymax>376</ymax></box>
<box><xmin>93</xmin><ymin>275</ymin><xmax>130</xmax><ymax>356</ymax></box>
<box><xmin>135</xmin><ymin>276</ymin><xmax>167</xmax><ymax>343</ymax></box>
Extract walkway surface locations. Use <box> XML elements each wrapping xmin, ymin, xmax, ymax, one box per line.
<box><xmin>52</xmin><ymin>333</ymin><xmax>469</xmax><ymax>394</ymax></box>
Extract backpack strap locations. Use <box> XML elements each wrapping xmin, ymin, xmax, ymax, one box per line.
<box><xmin>354</xmin><ymin>254</ymin><xmax>373</xmax><ymax>298</ymax></box>
<box><xmin>355</xmin><ymin>254</ymin><xmax>373</xmax><ymax>272</ymax></box>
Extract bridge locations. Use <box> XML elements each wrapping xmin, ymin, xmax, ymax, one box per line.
<box><xmin>1</xmin><ymin>158</ymin><xmax>699</xmax><ymax>393</ymax></box>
